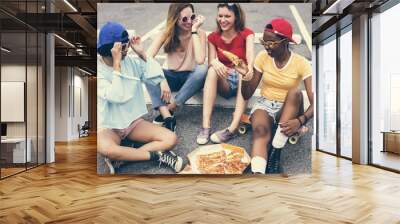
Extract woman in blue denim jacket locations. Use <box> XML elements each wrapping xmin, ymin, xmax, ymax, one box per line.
<box><xmin>97</xmin><ymin>22</ymin><xmax>183</xmax><ymax>174</ymax></box>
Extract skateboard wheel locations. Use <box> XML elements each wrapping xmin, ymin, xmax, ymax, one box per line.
<box><xmin>288</xmin><ymin>135</ymin><xmax>299</xmax><ymax>144</ymax></box>
<box><xmin>238</xmin><ymin>126</ymin><xmax>247</xmax><ymax>135</ymax></box>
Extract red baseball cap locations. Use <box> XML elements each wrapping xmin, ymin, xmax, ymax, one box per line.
<box><xmin>264</xmin><ymin>18</ymin><xmax>295</xmax><ymax>43</ymax></box>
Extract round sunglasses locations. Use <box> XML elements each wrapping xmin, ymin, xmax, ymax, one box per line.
<box><xmin>181</xmin><ymin>14</ymin><xmax>196</xmax><ymax>23</ymax></box>
<box><xmin>259</xmin><ymin>38</ymin><xmax>286</xmax><ymax>48</ymax></box>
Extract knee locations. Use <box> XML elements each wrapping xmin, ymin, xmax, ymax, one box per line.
<box><xmin>162</xmin><ymin>132</ymin><xmax>178</xmax><ymax>149</ymax></box>
<box><xmin>196</xmin><ymin>64</ymin><xmax>208</xmax><ymax>75</ymax></box>
<box><xmin>98</xmin><ymin>144</ymin><xmax>119</xmax><ymax>159</ymax></box>
<box><xmin>192</xmin><ymin>66</ymin><xmax>208</xmax><ymax>82</ymax></box>
<box><xmin>253</xmin><ymin>124</ymin><xmax>271</xmax><ymax>138</ymax></box>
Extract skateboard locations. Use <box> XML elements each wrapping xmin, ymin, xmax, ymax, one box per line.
<box><xmin>288</xmin><ymin>125</ymin><xmax>309</xmax><ymax>144</ymax></box>
<box><xmin>238</xmin><ymin>113</ymin><xmax>251</xmax><ymax>135</ymax></box>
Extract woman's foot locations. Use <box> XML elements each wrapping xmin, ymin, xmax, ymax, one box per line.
<box><xmin>163</xmin><ymin>116</ymin><xmax>176</xmax><ymax>132</ymax></box>
<box><xmin>196</xmin><ymin>128</ymin><xmax>211</xmax><ymax>145</ymax></box>
<box><xmin>153</xmin><ymin>110</ymin><xmax>174</xmax><ymax>125</ymax></box>
<box><xmin>104</xmin><ymin>157</ymin><xmax>124</xmax><ymax>175</ymax></box>
<box><xmin>157</xmin><ymin>151</ymin><xmax>183</xmax><ymax>172</ymax></box>
<box><xmin>210</xmin><ymin>128</ymin><xmax>236</xmax><ymax>143</ymax></box>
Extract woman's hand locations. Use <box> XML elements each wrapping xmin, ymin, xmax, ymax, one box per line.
<box><xmin>111</xmin><ymin>42</ymin><xmax>122</xmax><ymax>62</ymax></box>
<box><xmin>211</xmin><ymin>59</ymin><xmax>229</xmax><ymax>78</ymax></box>
<box><xmin>160</xmin><ymin>80</ymin><xmax>171</xmax><ymax>103</ymax></box>
<box><xmin>242</xmin><ymin>65</ymin><xmax>254</xmax><ymax>81</ymax></box>
<box><xmin>192</xmin><ymin>15</ymin><xmax>205</xmax><ymax>32</ymax></box>
<box><xmin>279</xmin><ymin>118</ymin><xmax>301</xmax><ymax>137</ymax></box>
<box><xmin>111</xmin><ymin>42</ymin><xmax>122</xmax><ymax>71</ymax></box>
<box><xmin>130</xmin><ymin>36</ymin><xmax>145</xmax><ymax>59</ymax></box>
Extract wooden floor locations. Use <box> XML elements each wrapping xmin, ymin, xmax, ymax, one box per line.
<box><xmin>1</xmin><ymin>135</ymin><xmax>400</xmax><ymax>223</ymax></box>
<box><xmin>372</xmin><ymin>150</ymin><xmax>400</xmax><ymax>171</ymax></box>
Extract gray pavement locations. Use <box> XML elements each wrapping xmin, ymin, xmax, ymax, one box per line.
<box><xmin>97</xmin><ymin>105</ymin><xmax>312</xmax><ymax>175</ymax></box>
<box><xmin>98</xmin><ymin>3</ymin><xmax>312</xmax><ymax>60</ymax></box>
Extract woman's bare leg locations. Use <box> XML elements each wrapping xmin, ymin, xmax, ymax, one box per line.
<box><xmin>250</xmin><ymin>109</ymin><xmax>274</xmax><ymax>159</ymax></box>
<box><xmin>227</xmin><ymin>77</ymin><xmax>247</xmax><ymax>133</ymax></box>
<box><xmin>277</xmin><ymin>89</ymin><xmax>304</xmax><ymax>124</ymax></box>
<box><xmin>97</xmin><ymin>121</ymin><xmax>177</xmax><ymax>161</ymax></box>
<box><xmin>202</xmin><ymin>67</ymin><xmax>231</xmax><ymax>128</ymax></box>
<box><xmin>159</xmin><ymin>106</ymin><xmax>173</xmax><ymax>119</ymax></box>
<box><xmin>97</xmin><ymin>129</ymin><xmax>151</xmax><ymax>161</ymax></box>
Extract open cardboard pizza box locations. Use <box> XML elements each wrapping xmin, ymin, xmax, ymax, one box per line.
<box><xmin>179</xmin><ymin>144</ymin><xmax>251</xmax><ymax>174</ymax></box>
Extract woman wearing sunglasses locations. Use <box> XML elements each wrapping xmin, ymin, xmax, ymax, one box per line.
<box><xmin>97</xmin><ymin>22</ymin><xmax>183</xmax><ymax>174</ymax></box>
<box><xmin>146</xmin><ymin>3</ymin><xmax>207</xmax><ymax>132</ymax></box>
<box><xmin>241</xmin><ymin>18</ymin><xmax>313</xmax><ymax>174</ymax></box>
<box><xmin>196</xmin><ymin>3</ymin><xmax>254</xmax><ymax>145</ymax></box>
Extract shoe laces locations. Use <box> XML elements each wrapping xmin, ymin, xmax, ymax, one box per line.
<box><xmin>158</xmin><ymin>151</ymin><xmax>177</xmax><ymax>168</ymax></box>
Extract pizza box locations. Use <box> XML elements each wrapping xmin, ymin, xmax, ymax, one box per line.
<box><xmin>180</xmin><ymin>144</ymin><xmax>251</xmax><ymax>174</ymax></box>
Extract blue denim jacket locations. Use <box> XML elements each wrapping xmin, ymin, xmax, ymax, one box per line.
<box><xmin>97</xmin><ymin>55</ymin><xmax>164</xmax><ymax>129</ymax></box>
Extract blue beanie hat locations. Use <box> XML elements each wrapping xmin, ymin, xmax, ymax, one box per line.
<box><xmin>97</xmin><ymin>22</ymin><xmax>129</xmax><ymax>50</ymax></box>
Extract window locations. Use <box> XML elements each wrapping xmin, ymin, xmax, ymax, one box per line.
<box><xmin>370</xmin><ymin>3</ymin><xmax>400</xmax><ymax>171</ymax></box>
<box><xmin>339</xmin><ymin>27</ymin><xmax>352</xmax><ymax>158</ymax></box>
<box><xmin>317</xmin><ymin>35</ymin><xmax>337</xmax><ymax>155</ymax></box>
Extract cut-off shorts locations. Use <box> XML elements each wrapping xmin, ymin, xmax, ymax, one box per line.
<box><xmin>225</xmin><ymin>69</ymin><xmax>239</xmax><ymax>98</ymax></box>
<box><xmin>250</xmin><ymin>97</ymin><xmax>284</xmax><ymax>124</ymax></box>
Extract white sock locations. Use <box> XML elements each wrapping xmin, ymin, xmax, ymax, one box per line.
<box><xmin>251</xmin><ymin>156</ymin><xmax>267</xmax><ymax>174</ymax></box>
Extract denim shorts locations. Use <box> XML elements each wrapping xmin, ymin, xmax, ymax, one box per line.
<box><xmin>226</xmin><ymin>69</ymin><xmax>239</xmax><ymax>98</ymax></box>
<box><xmin>250</xmin><ymin>97</ymin><xmax>284</xmax><ymax>123</ymax></box>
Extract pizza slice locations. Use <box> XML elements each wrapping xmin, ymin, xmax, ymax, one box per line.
<box><xmin>224</xmin><ymin>147</ymin><xmax>249</xmax><ymax>174</ymax></box>
<box><xmin>217</xmin><ymin>48</ymin><xmax>249</xmax><ymax>76</ymax></box>
<box><xmin>218</xmin><ymin>48</ymin><xmax>241</xmax><ymax>66</ymax></box>
<box><xmin>196</xmin><ymin>150</ymin><xmax>226</xmax><ymax>174</ymax></box>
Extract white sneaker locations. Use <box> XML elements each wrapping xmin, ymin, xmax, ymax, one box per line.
<box><xmin>251</xmin><ymin>156</ymin><xmax>267</xmax><ymax>174</ymax></box>
<box><xmin>272</xmin><ymin>125</ymin><xmax>289</xmax><ymax>148</ymax></box>
<box><xmin>104</xmin><ymin>157</ymin><xmax>115</xmax><ymax>175</ymax></box>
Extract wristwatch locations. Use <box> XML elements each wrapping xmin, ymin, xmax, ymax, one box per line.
<box><xmin>191</xmin><ymin>31</ymin><xmax>198</xmax><ymax>35</ymax></box>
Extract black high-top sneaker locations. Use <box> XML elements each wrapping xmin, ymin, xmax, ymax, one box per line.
<box><xmin>157</xmin><ymin>151</ymin><xmax>183</xmax><ymax>172</ymax></box>
<box><xmin>153</xmin><ymin>111</ymin><xmax>174</xmax><ymax>125</ymax></box>
<box><xmin>266</xmin><ymin>148</ymin><xmax>282</xmax><ymax>174</ymax></box>
<box><xmin>163</xmin><ymin>116</ymin><xmax>177</xmax><ymax>132</ymax></box>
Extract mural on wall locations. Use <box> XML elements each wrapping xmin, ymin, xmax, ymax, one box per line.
<box><xmin>96</xmin><ymin>3</ymin><xmax>313</xmax><ymax>175</ymax></box>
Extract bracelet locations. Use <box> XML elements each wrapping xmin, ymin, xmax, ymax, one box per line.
<box><xmin>302</xmin><ymin>114</ymin><xmax>308</xmax><ymax>124</ymax></box>
<box><xmin>296</xmin><ymin>117</ymin><xmax>303</xmax><ymax>126</ymax></box>
<box><xmin>191</xmin><ymin>31</ymin><xmax>198</xmax><ymax>35</ymax></box>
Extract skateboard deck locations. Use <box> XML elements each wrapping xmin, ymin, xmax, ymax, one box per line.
<box><xmin>238</xmin><ymin>113</ymin><xmax>251</xmax><ymax>135</ymax></box>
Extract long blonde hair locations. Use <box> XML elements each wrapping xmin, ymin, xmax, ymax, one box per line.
<box><xmin>164</xmin><ymin>3</ymin><xmax>194</xmax><ymax>53</ymax></box>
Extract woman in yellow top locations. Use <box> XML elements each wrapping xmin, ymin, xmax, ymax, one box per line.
<box><xmin>241</xmin><ymin>18</ymin><xmax>313</xmax><ymax>174</ymax></box>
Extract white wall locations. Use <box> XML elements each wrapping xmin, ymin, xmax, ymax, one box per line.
<box><xmin>54</xmin><ymin>67</ymin><xmax>89</xmax><ymax>141</ymax></box>
<box><xmin>1</xmin><ymin>63</ymin><xmax>46</xmax><ymax>164</ymax></box>
<box><xmin>55</xmin><ymin>66</ymin><xmax>69</xmax><ymax>141</ymax></box>
<box><xmin>312</xmin><ymin>45</ymin><xmax>316</xmax><ymax>150</ymax></box>
<box><xmin>1</xmin><ymin>65</ymin><xmax>26</xmax><ymax>139</ymax></box>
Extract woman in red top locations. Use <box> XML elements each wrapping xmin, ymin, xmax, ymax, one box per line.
<box><xmin>196</xmin><ymin>3</ymin><xmax>254</xmax><ymax>145</ymax></box>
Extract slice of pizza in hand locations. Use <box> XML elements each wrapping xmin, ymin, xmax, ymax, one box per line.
<box><xmin>218</xmin><ymin>48</ymin><xmax>241</xmax><ymax>66</ymax></box>
<box><xmin>217</xmin><ymin>48</ymin><xmax>248</xmax><ymax>76</ymax></box>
